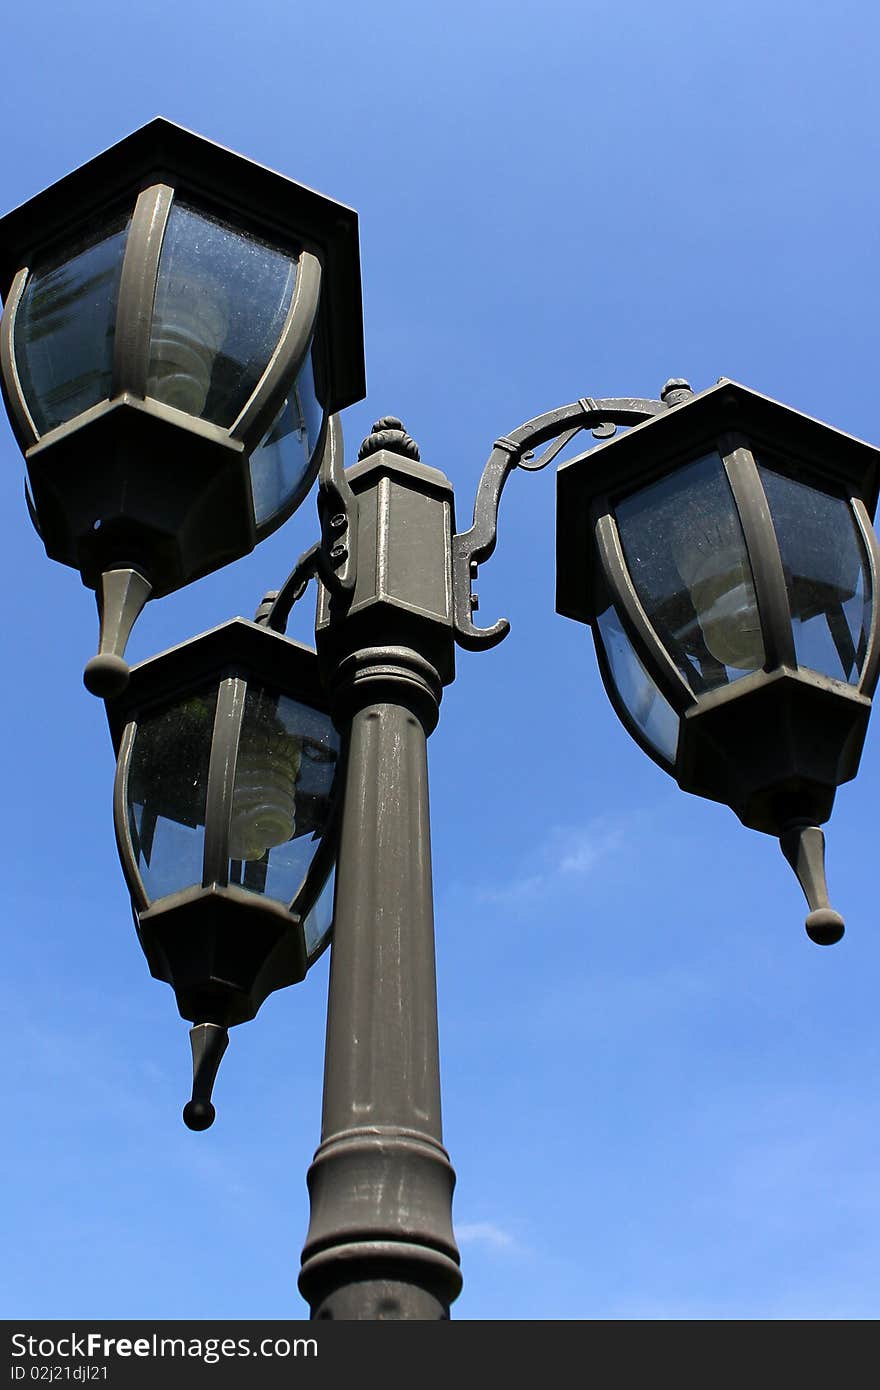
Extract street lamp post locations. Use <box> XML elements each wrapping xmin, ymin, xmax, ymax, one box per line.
<box><xmin>4</xmin><ymin>123</ymin><xmax>880</xmax><ymax>1320</ymax></box>
<box><xmin>300</xmin><ymin>420</ymin><xmax>461</xmax><ymax>1319</ymax></box>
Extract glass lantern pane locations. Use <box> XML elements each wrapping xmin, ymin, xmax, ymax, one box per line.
<box><xmin>248</xmin><ymin>347</ymin><xmax>324</xmax><ymax>529</ymax></box>
<box><xmin>758</xmin><ymin>464</ymin><xmax>872</xmax><ymax>684</ymax></box>
<box><xmin>303</xmin><ymin>866</ymin><xmax>336</xmax><ymax>959</ymax></box>
<box><xmin>227</xmin><ymin>688</ymin><xmax>340</xmax><ymax>909</ymax></box>
<box><xmin>615</xmin><ymin>452</ymin><xmax>765</xmax><ymax>694</ymax></box>
<box><xmin>126</xmin><ymin>689</ymin><xmax>217</xmax><ymax>902</ymax></box>
<box><xmin>147</xmin><ymin>204</ymin><xmax>296</xmax><ymax>426</ymax></box>
<box><xmin>595</xmin><ymin>601</ymin><xmax>679</xmax><ymax>763</ymax></box>
<box><xmin>13</xmin><ymin>218</ymin><xmax>129</xmax><ymax>435</ymax></box>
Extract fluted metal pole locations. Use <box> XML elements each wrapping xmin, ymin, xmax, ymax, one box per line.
<box><xmin>299</xmin><ymin>425</ymin><xmax>461</xmax><ymax>1318</ymax></box>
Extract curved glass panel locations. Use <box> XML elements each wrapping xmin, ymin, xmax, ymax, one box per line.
<box><xmin>14</xmin><ymin>219</ymin><xmax>129</xmax><ymax>435</ymax></box>
<box><xmin>126</xmin><ymin>689</ymin><xmax>217</xmax><ymax>902</ymax></box>
<box><xmin>227</xmin><ymin>687</ymin><xmax>340</xmax><ymax>910</ymax></box>
<box><xmin>148</xmin><ymin>204</ymin><xmax>296</xmax><ymax>426</ymax></box>
<box><xmin>303</xmin><ymin>866</ymin><xmax>336</xmax><ymax>960</ymax></box>
<box><xmin>615</xmin><ymin>452</ymin><xmax>764</xmax><ymax>694</ymax></box>
<box><xmin>249</xmin><ymin>346</ymin><xmax>324</xmax><ymax>529</ymax></box>
<box><xmin>596</xmin><ymin>600</ymin><xmax>679</xmax><ymax>764</ymax></box>
<box><xmin>759</xmin><ymin>463</ymin><xmax>872</xmax><ymax>684</ymax></box>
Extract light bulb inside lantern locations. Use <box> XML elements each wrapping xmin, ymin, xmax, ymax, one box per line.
<box><xmin>228</xmin><ymin>742</ymin><xmax>302</xmax><ymax>862</ymax></box>
<box><xmin>147</xmin><ymin>280</ymin><xmax>229</xmax><ymax>416</ymax></box>
<box><xmin>675</xmin><ymin>538</ymin><xmax>764</xmax><ymax>671</ymax></box>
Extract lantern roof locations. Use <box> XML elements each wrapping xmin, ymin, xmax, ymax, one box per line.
<box><xmin>0</xmin><ymin>117</ymin><xmax>365</xmax><ymax>414</ymax></box>
<box><xmin>105</xmin><ymin>616</ymin><xmax>327</xmax><ymax>750</ymax></box>
<box><xmin>557</xmin><ymin>378</ymin><xmax>880</xmax><ymax>624</ymax></box>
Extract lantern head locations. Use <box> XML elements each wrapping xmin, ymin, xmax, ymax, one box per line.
<box><xmin>0</xmin><ymin>119</ymin><xmax>365</xmax><ymax>692</ymax></box>
<box><xmin>557</xmin><ymin>379</ymin><xmax>880</xmax><ymax>943</ymax></box>
<box><xmin>106</xmin><ymin>618</ymin><xmax>341</xmax><ymax>1126</ymax></box>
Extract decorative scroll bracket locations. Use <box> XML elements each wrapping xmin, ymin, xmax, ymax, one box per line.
<box><xmin>451</xmin><ymin>390</ymin><xmax>685</xmax><ymax>651</ymax></box>
<box><xmin>259</xmin><ymin>413</ymin><xmax>358</xmax><ymax>635</ymax></box>
<box><xmin>258</xmin><ymin>382</ymin><xmax>693</xmax><ymax>648</ymax></box>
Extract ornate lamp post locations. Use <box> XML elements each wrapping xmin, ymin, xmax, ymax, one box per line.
<box><xmin>4</xmin><ymin>125</ymin><xmax>880</xmax><ymax>1321</ymax></box>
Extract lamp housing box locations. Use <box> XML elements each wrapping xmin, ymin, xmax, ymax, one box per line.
<box><xmin>107</xmin><ymin>618</ymin><xmax>340</xmax><ymax>1026</ymax></box>
<box><xmin>25</xmin><ymin>395</ymin><xmax>250</xmax><ymax>594</ymax></box>
<box><xmin>0</xmin><ymin>119</ymin><xmax>366</xmax><ymax>597</ymax></box>
<box><xmin>316</xmin><ymin>450</ymin><xmax>457</xmax><ymax>689</ymax></box>
<box><xmin>555</xmin><ymin>379</ymin><xmax>880</xmax><ymax>837</ymax></box>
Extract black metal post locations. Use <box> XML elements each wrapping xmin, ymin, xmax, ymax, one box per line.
<box><xmin>299</xmin><ymin>426</ymin><xmax>462</xmax><ymax>1319</ymax></box>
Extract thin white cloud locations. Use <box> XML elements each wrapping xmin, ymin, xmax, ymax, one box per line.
<box><xmin>477</xmin><ymin>872</ymin><xmax>546</xmax><ymax>906</ymax></box>
<box><xmin>555</xmin><ymin>823</ymin><xmax>625</xmax><ymax>875</ymax></box>
<box><xmin>472</xmin><ymin>814</ymin><xmax>629</xmax><ymax>909</ymax></box>
<box><xmin>456</xmin><ymin>1221</ymin><xmax>517</xmax><ymax>1250</ymax></box>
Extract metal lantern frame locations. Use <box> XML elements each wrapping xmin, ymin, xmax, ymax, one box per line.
<box><xmin>0</xmin><ymin>118</ymin><xmax>366</xmax><ymax>596</ymax></box>
<box><xmin>107</xmin><ymin>616</ymin><xmax>343</xmax><ymax>1028</ymax></box>
<box><xmin>556</xmin><ymin>379</ymin><xmax>880</xmax><ymax>837</ymax></box>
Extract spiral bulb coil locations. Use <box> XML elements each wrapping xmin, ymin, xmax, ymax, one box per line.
<box><xmin>228</xmin><ymin>743</ymin><xmax>302</xmax><ymax>862</ymax></box>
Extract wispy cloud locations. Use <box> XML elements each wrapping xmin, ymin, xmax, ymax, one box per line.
<box><xmin>456</xmin><ymin>1221</ymin><xmax>517</xmax><ymax>1251</ymax></box>
<box><xmin>555</xmin><ymin>822</ymin><xmax>626</xmax><ymax>875</ymax></box>
<box><xmin>473</xmin><ymin>815</ymin><xmax>629</xmax><ymax>908</ymax></box>
<box><xmin>477</xmin><ymin>872</ymin><xmax>546</xmax><ymax>907</ymax></box>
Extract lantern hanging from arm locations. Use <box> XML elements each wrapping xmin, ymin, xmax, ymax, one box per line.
<box><xmin>0</xmin><ymin>118</ymin><xmax>366</xmax><ymax>695</ymax></box>
<box><xmin>105</xmin><ymin>617</ymin><xmax>342</xmax><ymax>1128</ymax></box>
<box><xmin>557</xmin><ymin>379</ymin><xmax>880</xmax><ymax>944</ymax></box>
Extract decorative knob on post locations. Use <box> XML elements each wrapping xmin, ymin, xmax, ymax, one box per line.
<box><xmin>357</xmin><ymin>416</ymin><xmax>421</xmax><ymax>462</ymax></box>
<box><xmin>660</xmin><ymin>378</ymin><xmax>694</xmax><ymax>408</ymax></box>
<box><xmin>253</xmin><ymin>591</ymin><xmax>280</xmax><ymax>627</ymax></box>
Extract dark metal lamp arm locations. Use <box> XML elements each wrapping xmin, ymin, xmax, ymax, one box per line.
<box><xmin>259</xmin><ymin>413</ymin><xmax>358</xmax><ymax>634</ymax></box>
<box><xmin>450</xmin><ymin>387</ymin><xmax>693</xmax><ymax>651</ymax></box>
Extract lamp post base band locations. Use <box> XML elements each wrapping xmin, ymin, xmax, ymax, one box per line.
<box><xmin>299</xmin><ymin>1241</ymin><xmax>463</xmax><ymax>1320</ymax></box>
<box><xmin>300</xmin><ymin>1126</ymin><xmax>460</xmax><ymax>1318</ymax></box>
<box><xmin>302</xmin><ymin>1126</ymin><xmax>458</xmax><ymax>1238</ymax></box>
<box><xmin>327</xmin><ymin>645</ymin><xmax>444</xmax><ymax>730</ymax></box>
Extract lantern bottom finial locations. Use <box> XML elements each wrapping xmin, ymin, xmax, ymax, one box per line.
<box><xmin>183</xmin><ymin>1022</ymin><xmax>229</xmax><ymax>1131</ymax></box>
<box><xmin>83</xmin><ymin>652</ymin><xmax>131</xmax><ymax>699</ymax></box>
<box><xmin>779</xmin><ymin>822</ymin><xmax>845</xmax><ymax>946</ymax></box>
<box><xmin>83</xmin><ymin>566</ymin><xmax>152</xmax><ymax>700</ymax></box>
<box><xmin>182</xmin><ymin>1099</ymin><xmax>215</xmax><ymax>1130</ymax></box>
<box><xmin>805</xmin><ymin>908</ymin><xmax>846</xmax><ymax>947</ymax></box>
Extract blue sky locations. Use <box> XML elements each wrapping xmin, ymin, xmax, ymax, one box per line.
<box><xmin>3</xmin><ymin>0</ymin><xmax>880</xmax><ymax>1321</ymax></box>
